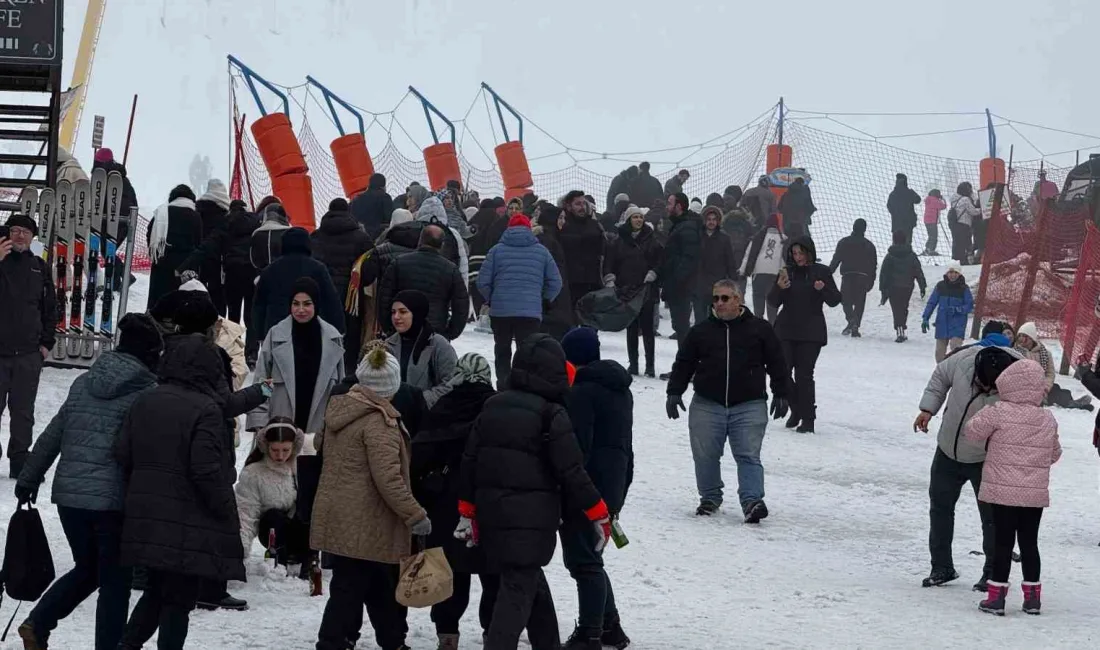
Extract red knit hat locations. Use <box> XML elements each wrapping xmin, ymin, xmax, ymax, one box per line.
<box><xmin>507</xmin><ymin>214</ymin><xmax>531</xmax><ymax>229</ymax></box>
<box><xmin>94</xmin><ymin>147</ymin><xmax>114</xmax><ymax>164</ymax></box>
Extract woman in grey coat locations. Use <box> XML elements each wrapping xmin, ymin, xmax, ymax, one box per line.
<box><xmin>384</xmin><ymin>289</ymin><xmax>457</xmax><ymax>409</ymax></box>
<box><xmin>247</xmin><ymin>277</ymin><xmax>345</xmax><ymax>436</ymax></box>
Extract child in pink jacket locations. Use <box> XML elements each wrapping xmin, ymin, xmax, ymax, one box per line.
<box><xmin>966</xmin><ymin>359</ymin><xmax>1061</xmax><ymax>616</ymax></box>
<box><xmin>922</xmin><ymin>190</ymin><xmax>947</xmax><ymax>256</ymax></box>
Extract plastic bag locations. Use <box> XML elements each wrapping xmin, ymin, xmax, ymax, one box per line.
<box><xmin>396</xmin><ymin>546</ymin><xmax>453</xmax><ymax>608</ymax></box>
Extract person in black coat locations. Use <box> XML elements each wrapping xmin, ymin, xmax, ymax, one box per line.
<box><xmin>115</xmin><ymin>334</ymin><xmax>243</xmax><ymax>650</ymax></box>
<box><xmin>887</xmin><ymin>173</ymin><xmax>922</xmax><ymax>246</ymax></box>
<box><xmin>878</xmin><ymin>229</ymin><xmax>927</xmax><ymax>342</ymax></box>
<box><xmin>311</xmin><ymin>198</ymin><xmax>374</xmax><ymax>370</ymax></box>
<box><xmin>767</xmin><ymin>236</ymin><xmax>841</xmax><ymax>433</ymax></box>
<box><xmin>697</xmin><ymin>206</ymin><xmax>739</xmax><ymax>321</ymax></box>
<box><xmin>457</xmin><ymin>334</ymin><xmax>610</xmax><ymax>650</ymax></box>
<box><xmin>252</xmin><ymin>227</ymin><xmax>344</xmax><ymax>344</ymax></box>
<box><xmin>534</xmin><ymin>206</ymin><xmax>574</xmax><ymax>341</ymax></box>
<box><xmin>559</xmin><ymin>328</ymin><xmax>634</xmax><ymax>649</ymax></box>
<box><xmin>777</xmin><ymin>178</ymin><xmax>816</xmax><ymax>240</ymax></box>
<box><xmin>192</xmin><ymin>181</ymin><xmax>232</xmax><ymax>315</ymax></box>
<box><xmin>558</xmin><ymin>190</ymin><xmax>606</xmax><ymax>315</ymax></box>
<box><xmin>146</xmin><ymin>185</ymin><xmax>203</xmax><ymax>310</ymax></box>
<box><xmin>178</xmin><ymin>200</ymin><xmax>260</xmax><ymax>331</ymax></box>
<box><xmin>467</xmin><ymin>201</ymin><xmax>502</xmax><ymax>315</ymax></box>
<box><xmin>659</xmin><ymin>193</ymin><xmax>703</xmax><ymax>366</ymax></box>
<box><xmin>628</xmin><ymin>162</ymin><xmax>664</xmax><ymax>212</ymax></box>
<box><xmin>349</xmin><ymin>173</ymin><xmax>394</xmax><ymax>240</ymax></box>
<box><xmin>411</xmin><ymin>353</ymin><xmax>500</xmax><ymax>647</ymax></box>
<box><xmin>605</xmin><ymin>210</ymin><xmax>662</xmax><ymax>376</ymax></box>
<box><xmin>828</xmin><ymin>218</ymin><xmax>878</xmax><ymax>337</ymax></box>
<box><xmin>604</xmin><ymin>166</ymin><xmax>636</xmax><ymax>213</ymax></box>
<box><xmin>377</xmin><ymin>225</ymin><xmax>469</xmax><ymax>340</ymax></box>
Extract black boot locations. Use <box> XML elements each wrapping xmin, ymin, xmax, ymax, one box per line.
<box><xmin>563</xmin><ymin>626</ymin><xmax>602</xmax><ymax>650</ymax></box>
<box><xmin>601</xmin><ymin>617</ymin><xmax>631</xmax><ymax>650</ymax></box>
<box><xmin>921</xmin><ymin>567</ymin><xmax>960</xmax><ymax>587</ymax></box>
<box><xmin>841</xmin><ymin>323</ymin><xmax>853</xmax><ymax>336</ymax></box>
<box><xmin>796</xmin><ymin>419</ymin><xmax>815</xmax><ymax>434</ymax></box>
<box><xmin>851</xmin><ymin>328</ymin><xmax>862</xmax><ymax>338</ymax></box>
<box><xmin>784</xmin><ymin>413</ymin><xmax>800</xmax><ymax>429</ymax></box>
<box><xmin>627</xmin><ymin>361</ymin><xmax>639</xmax><ymax>376</ymax></box>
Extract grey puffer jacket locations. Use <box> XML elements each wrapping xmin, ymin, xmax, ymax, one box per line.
<box><xmin>18</xmin><ymin>352</ymin><xmax>157</xmax><ymax>511</ymax></box>
<box><xmin>384</xmin><ymin>330</ymin><xmax>458</xmax><ymax>409</ymax></box>
<box><xmin>918</xmin><ymin>342</ymin><xmax>1024</xmax><ymax>463</ymax></box>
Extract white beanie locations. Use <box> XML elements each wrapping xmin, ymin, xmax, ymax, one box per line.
<box><xmin>614</xmin><ymin>193</ymin><xmax>630</xmax><ymax>204</ymax></box>
<box><xmin>180</xmin><ymin>279</ymin><xmax>208</xmax><ymax>293</ymax></box>
<box><xmin>947</xmin><ymin>264</ymin><xmax>963</xmax><ymax>274</ymax></box>
<box><xmin>1017</xmin><ymin>321</ymin><xmax>1039</xmax><ymax>342</ymax></box>
<box><xmin>200</xmin><ymin>179</ymin><xmax>231</xmax><ymax>211</ymax></box>
<box><xmin>390</xmin><ymin>209</ymin><xmax>414</xmax><ymax>227</ymax></box>
<box><xmin>689</xmin><ymin>199</ymin><xmax>703</xmax><ymax>214</ymax></box>
<box><xmin>464</xmin><ymin>206</ymin><xmax>478</xmax><ymax>220</ymax></box>
<box><xmin>355</xmin><ymin>345</ymin><xmax>401</xmax><ymax>399</ymax></box>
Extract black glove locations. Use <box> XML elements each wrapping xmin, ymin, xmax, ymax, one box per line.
<box><xmin>14</xmin><ymin>483</ymin><xmax>36</xmax><ymax>505</ymax></box>
<box><xmin>879</xmin><ymin>294</ymin><xmax>888</xmax><ymax>307</ymax></box>
<box><xmin>920</xmin><ymin>289</ymin><xmax>926</xmax><ymax>299</ymax></box>
<box><xmin>770</xmin><ymin>396</ymin><xmax>789</xmax><ymax>420</ymax></box>
<box><xmin>666</xmin><ymin>395</ymin><xmax>685</xmax><ymax>420</ymax></box>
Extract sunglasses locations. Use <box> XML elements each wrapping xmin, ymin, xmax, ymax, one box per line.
<box><xmin>712</xmin><ymin>294</ymin><xmax>737</xmax><ymax>303</ymax></box>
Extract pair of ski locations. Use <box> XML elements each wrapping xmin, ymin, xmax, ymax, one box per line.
<box><xmin>19</xmin><ymin>169</ymin><xmax>124</xmax><ymax>360</ymax></box>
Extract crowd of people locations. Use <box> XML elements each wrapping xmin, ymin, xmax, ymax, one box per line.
<box><xmin>1</xmin><ymin>155</ymin><xmax>1099</xmax><ymax>649</ymax></box>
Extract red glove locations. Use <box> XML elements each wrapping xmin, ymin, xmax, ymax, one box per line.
<box><xmin>586</xmin><ymin>500</ymin><xmax>612</xmax><ymax>553</ymax></box>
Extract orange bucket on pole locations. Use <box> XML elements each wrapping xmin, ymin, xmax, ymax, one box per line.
<box><xmin>496</xmin><ymin>141</ymin><xmax>533</xmax><ymax>193</ymax></box>
<box><xmin>331</xmin><ymin>133</ymin><xmax>374</xmax><ymax>199</ymax></box>
<box><xmin>424</xmin><ymin>142</ymin><xmax>462</xmax><ymax>191</ymax></box>
<box><xmin>979</xmin><ymin>157</ymin><xmax>1006</xmax><ymax>189</ymax></box>
<box><xmin>271</xmin><ymin>172</ymin><xmax>316</xmax><ymax>232</ymax></box>
<box><xmin>251</xmin><ymin>113</ymin><xmax>308</xmax><ymax>177</ymax></box>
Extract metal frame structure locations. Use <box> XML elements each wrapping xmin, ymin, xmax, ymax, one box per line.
<box><xmin>408</xmin><ymin>86</ymin><xmax>455</xmax><ymax>145</ymax></box>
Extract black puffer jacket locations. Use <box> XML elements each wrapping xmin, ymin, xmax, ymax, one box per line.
<box><xmin>349</xmin><ymin>173</ymin><xmax>394</xmax><ymax>240</ymax></box>
<box><xmin>115</xmin><ymin>334</ymin><xmax>244</xmax><ymax>582</ymax></box>
<box><xmin>828</xmin><ymin>220</ymin><xmax>878</xmax><ymax>279</ymax></box>
<box><xmin>567</xmin><ymin>360</ymin><xmax>634</xmax><ymax>515</ymax></box>
<box><xmin>412</xmin><ymin>380</ymin><xmax>496</xmax><ymax>575</ymax></box>
<box><xmin>558</xmin><ymin>213</ymin><xmax>605</xmax><ymax>286</ymax></box>
<box><xmin>311</xmin><ymin>208</ymin><xmax>373</xmax><ymax>304</ymax></box>
<box><xmin>363</xmin><ymin>221</ymin><xmax>421</xmax><ymax>288</ymax></box>
<box><xmin>879</xmin><ymin>243</ymin><xmax>927</xmax><ymax>295</ymax></box>
<box><xmin>660</xmin><ymin>211</ymin><xmax>703</xmax><ymax>298</ymax></box>
<box><xmin>458</xmin><ymin>334</ymin><xmax>602</xmax><ymax>571</ymax></box>
<box><xmin>666</xmin><ymin>307</ymin><xmax>788</xmax><ymax>407</ymax></box>
<box><xmin>178</xmin><ymin>205</ymin><xmax>260</xmax><ymax>278</ymax></box>
<box><xmin>534</xmin><ymin>220</ymin><xmax>574</xmax><ymax>335</ymax></box>
<box><xmin>887</xmin><ymin>179</ymin><xmax>922</xmax><ymax>233</ymax></box>
<box><xmin>778</xmin><ymin>182</ymin><xmax>816</xmax><ymax>228</ymax></box>
<box><xmin>251</xmin><ymin>229</ymin><xmax>345</xmax><ymax>341</ymax></box>
<box><xmin>377</xmin><ymin>247</ymin><xmax>469</xmax><ymax>340</ymax></box>
<box><xmin>767</xmin><ymin>237</ymin><xmax>842</xmax><ymax>345</ymax></box>
<box><xmin>697</xmin><ymin>226</ymin><xmax>739</xmax><ymax>297</ymax></box>
<box><xmin>607</xmin><ymin>222</ymin><xmax>662</xmax><ymax>303</ymax></box>
<box><xmin>194</xmin><ymin>199</ymin><xmax>228</xmax><ymax>285</ymax></box>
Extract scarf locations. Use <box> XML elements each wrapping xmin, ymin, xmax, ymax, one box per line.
<box><xmin>149</xmin><ymin>197</ymin><xmax>196</xmax><ymax>264</ymax></box>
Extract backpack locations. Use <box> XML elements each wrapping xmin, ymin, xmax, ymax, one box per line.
<box><xmin>973</xmin><ymin>346</ymin><xmax>1019</xmax><ymax>393</ymax></box>
<box><xmin>0</xmin><ymin>503</ymin><xmax>55</xmax><ymax>638</ymax></box>
<box><xmin>946</xmin><ymin>206</ymin><xmax>958</xmax><ymax>227</ymax></box>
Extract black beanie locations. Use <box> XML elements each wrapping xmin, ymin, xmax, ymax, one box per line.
<box><xmin>169</xmin><ymin>184</ymin><xmax>196</xmax><ymax>202</ymax></box>
<box><xmin>328</xmin><ymin>198</ymin><xmax>349</xmax><ymax>212</ymax></box>
<box><xmin>981</xmin><ymin>320</ymin><xmax>1009</xmax><ymax>338</ymax></box>
<box><xmin>281</xmin><ymin>227</ymin><xmax>311</xmax><ymax>255</ymax></box>
<box><xmin>291</xmin><ymin>276</ymin><xmax>320</xmax><ymax>306</ymax></box>
<box><xmin>229</xmin><ymin>199</ymin><xmax>247</xmax><ymax>212</ymax></box>
<box><xmin>174</xmin><ymin>291</ymin><xmax>219</xmax><ymax>335</ymax></box>
<box><xmin>4</xmin><ymin>213</ymin><xmax>37</xmax><ymax>236</ymax></box>
<box><xmin>116</xmin><ymin>313</ymin><xmax>164</xmax><ymax>371</ymax></box>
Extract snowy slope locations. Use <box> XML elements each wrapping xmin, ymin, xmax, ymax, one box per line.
<box><xmin>4</xmin><ymin>267</ymin><xmax>1100</xmax><ymax>649</ymax></box>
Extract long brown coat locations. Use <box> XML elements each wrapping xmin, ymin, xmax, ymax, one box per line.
<box><xmin>310</xmin><ymin>386</ymin><xmax>426</xmax><ymax>564</ymax></box>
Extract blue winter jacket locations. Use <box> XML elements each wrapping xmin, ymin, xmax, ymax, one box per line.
<box><xmin>478</xmin><ymin>226</ymin><xmax>563</xmax><ymax>320</ymax></box>
<box><xmin>922</xmin><ymin>276</ymin><xmax>974</xmax><ymax>340</ymax></box>
<box><xmin>18</xmin><ymin>351</ymin><xmax>158</xmax><ymax>511</ymax></box>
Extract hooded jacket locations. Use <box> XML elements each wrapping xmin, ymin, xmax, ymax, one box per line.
<box><xmin>887</xmin><ymin>177</ymin><xmax>922</xmax><ymax>232</ymax></box>
<box><xmin>458</xmin><ymin>335</ymin><xmax>603</xmax><ymax>571</ymax></box>
<box><xmin>311</xmin><ymin>386</ymin><xmax>426</xmax><ymax>564</ymax></box>
<box><xmin>879</xmin><ymin>242</ymin><xmax>927</xmax><ymax>295</ymax></box>
<box><xmin>349</xmin><ymin>173</ymin><xmax>395</xmax><ymax>240</ymax></box>
<box><xmin>778</xmin><ymin>181</ymin><xmax>816</xmax><ymax>226</ymax></box>
<box><xmin>922</xmin><ymin>273</ymin><xmax>973</xmax><ymax>340</ymax></box>
<box><xmin>660</xmin><ymin>210</ymin><xmax>703</xmax><ymax>296</ymax></box>
<box><xmin>966</xmin><ymin>360</ymin><xmax>1061</xmax><ymax>507</ymax></box>
<box><xmin>250</xmin><ymin>205</ymin><xmax>292</xmax><ymax>271</ymax></box>
<box><xmin>566</xmin><ymin>360</ymin><xmax>634</xmax><ymax>514</ymax></box>
<box><xmin>828</xmin><ymin>219</ymin><xmax>878</xmax><ymax>279</ymax></box>
<box><xmin>918</xmin><ymin>337</ymin><xmax>1024</xmax><ymax>463</ymax></box>
<box><xmin>251</xmin><ymin>229</ymin><xmax>346</xmax><ymax>341</ymax></box>
<box><xmin>310</xmin><ymin>207</ymin><xmax>374</xmax><ymax>302</ymax></box>
<box><xmin>363</xmin><ymin>221</ymin><xmax>420</xmax><ymax>288</ymax></box>
<box><xmin>19</xmin><ymin>351</ymin><xmax>157</xmax><ymax>511</ymax></box>
<box><xmin>698</xmin><ymin>214</ymin><xmax>739</xmax><ymax>296</ymax></box>
<box><xmin>236</xmin><ymin>429</ymin><xmax>305</xmax><ymax>553</ymax></box>
<box><xmin>558</xmin><ymin>211</ymin><xmax>606</xmax><ymax>286</ymax></box>
<box><xmin>767</xmin><ymin>237</ymin><xmax>842</xmax><ymax>344</ymax></box>
<box><xmin>478</xmin><ymin>225</ymin><xmax>562</xmax><ymax>320</ymax></box>
<box><xmin>116</xmin><ymin>335</ymin><xmax>244</xmax><ymax>581</ymax></box>
<box><xmin>951</xmin><ymin>193</ymin><xmax>982</xmax><ymax>228</ymax></box>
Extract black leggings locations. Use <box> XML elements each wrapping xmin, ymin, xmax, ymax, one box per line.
<box><xmin>430</xmin><ymin>572</ymin><xmax>500</xmax><ymax>635</ymax></box>
<box><xmin>990</xmin><ymin>504</ymin><xmax>1043</xmax><ymax>583</ymax></box>
<box><xmin>888</xmin><ymin>287</ymin><xmax>914</xmax><ymax>329</ymax></box>
<box><xmin>781</xmin><ymin>341</ymin><xmax>822</xmax><ymax>421</ymax></box>
<box><xmin>626</xmin><ymin>300</ymin><xmax>655</xmax><ymax>369</ymax></box>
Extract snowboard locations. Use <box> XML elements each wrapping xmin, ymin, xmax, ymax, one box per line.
<box><xmin>101</xmin><ymin>172</ymin><xmax>123</xmax><ymax>338</ymax></box>
<box><xmin>52</xmin><ymin>181</ymin><xmax>73</xmax><ymax>360</ymax></box>
<box><xmin>83</xmin><ymin>169</ymin><xmax>107</xmax><ymax>359</ymax></box>
<box><xmin>68</xmin><ymin>180</ymin><xmax>91</xmax><ymax>357</ymax></box>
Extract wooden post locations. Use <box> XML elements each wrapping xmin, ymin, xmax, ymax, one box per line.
<box><xmin>123</xmin><ymin>95</ymin><xmax>138</xmax><ymax>166</ymax></box>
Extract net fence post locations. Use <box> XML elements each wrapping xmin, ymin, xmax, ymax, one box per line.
<box><xmin>970</xmin><ymin>183</ymin><xmax>1006</xmax><ymax>339</ymax></box>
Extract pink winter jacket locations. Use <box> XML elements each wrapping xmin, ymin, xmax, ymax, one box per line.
<box><xmin>923</xmin><ymin>196</ymin><xmax>947</xmax><ymax>224</ymax></box>
<box><xmin>966</xmin><ymin>360</ymin><xmax>1061</xmax><ymax>508</ymax></box>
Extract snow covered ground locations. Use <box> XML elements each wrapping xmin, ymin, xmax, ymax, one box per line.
<box><xmin>4</xmin><ymin>265</ymin><xmax>1100</xmax><ymax>649</ymax></box>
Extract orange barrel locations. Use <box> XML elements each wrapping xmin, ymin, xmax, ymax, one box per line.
<box><xmin>495</xmin><ymin>141</ymin><xmax>533</xmax><ymax>191</ymax></box>
<box><xmin>251</xmin><ymin>113</ymin><xmax>307</xmax><ymax>178</ymax></box>
<box><xmin>505</xmin><ymin>187</ymin><xmax>533</xmax><ymax>203</ymax></box>
<box><xmin>766</xmin><ymin>144</ymin><xmax>792</xmax><ymax>173</ymax></box>
<box><xmin>424</xmin><ymin>142</ymin><xmax>462</xmax><ymax>191</ymax></box>
<box><xmin>271</xmin><ymin>172</ymin><xmax>316</xmax><ymax>232</ymax></box>
<box><xmin>979</xmin><ymin>157</ymin><xmax>1006</xmax><ymax>189</ymax></box>
<box><xmin>331</xmin><ymin>133</ymin><xmax>375</xmax><ymax>199</ymax></box>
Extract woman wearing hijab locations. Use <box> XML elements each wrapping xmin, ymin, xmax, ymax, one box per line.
<box><xmin>146</xmin><ymin>184</ymin><xmax>203</xmax><ymax>309</ymax></box>
<box><xmin>247</xmin><ymin>277</ymin><xmax>345</xmax><ymax>436</ymax></box>
<box><xmin>384</xmin><ymin>289</ymin><xmax>457</xmax><ymax>409</ymax></box>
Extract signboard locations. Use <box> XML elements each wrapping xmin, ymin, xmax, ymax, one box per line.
<box><xmin>91</xmin><ymin>115</ymin><xmax>104</xmax><ymax>149</ymax></box>
<box><xmin>0</xmin><ymin>0</ymin><xmax>62</xmax><ymax>66</ymax></box>
<box><xmin>767</xmin><ymin>167</ymin><xmax>812</xmax><ymax>188</ymax></box>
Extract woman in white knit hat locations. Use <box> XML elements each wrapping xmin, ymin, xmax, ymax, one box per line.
<box><xmin>311</xmin><ymin>343</ymin><xmax>430</xmax><ymax>650</ymax></box>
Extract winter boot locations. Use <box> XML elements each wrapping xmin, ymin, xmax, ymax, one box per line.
<box><xmin>979</xmin><ymin>581</ymin><xmax>1009</xmax><ymax>616</ymax></box>
<box><xmin>563</xmin><ymin>626</ymin><xmax>602</xmax><ymax>650</ymax></box>
<box><xmin>197</xmin><ymin>594</ymin><xmax>249</xmax><ymax>611</ymax></box>
<box><xmin>842</xmin><ymin>323</ymin><xmax>853</xmax><ymax>336</ymax></box>
<box><xmin>901</xmin><ymin>327</ymin><xmax>908</xmax><ymax>342</ymax></box>
<box><xmin>921</xmin><ymin>567</ymin><xmax>959</xmax><ymax>587</ymax></box>
<box><xmin>784</xmin><ymin>413</ymin><xmax>800</xmax><ymax>429</ymax></box>
<box><xmin>437</xmin><ymin>633</ymin><xmax>460</xmax><ymax>649</ymax></box>
<box><xmin>695</xmin><ymin>500</ymin><xmax>720</xmax><ymax>516</ymax></box>
<box><xmin>17</xmin><ymin>621</ymin><xmax>47</xmax><ymax>650</ymax></box>
<box><xmin>659</xmin><ymin>372</ymin><xmax>672</xmax><ymax>381</ymax></box>
<box><xmin>895</xmin><ymin>327</ymin><xmax>905</xmax><ymax>343</ymax></box>
<box><xmin>743</xmin><ymin>500</ymin><xmax>769</xmax><ymax>524</ymax></box>
<box><xmin>973</xmin><ymin>571</ymin><xmax>990</xmax><ymax>592</ymax></box>
<box><xmin>601</xmin><ymin>618</ymin><xmax>631</xmax><ymax>650</ymax></box>
<box><xmin>644</xmin><ymin>366</ymin><xmax>655</xmax><ymax>379</ymax></box>
<box><xmin>627</xmin><ymin>361</ymin><xmax>639</xmax><ymax>376</ymax></box>
<box><xmin>1021</xmin><ymin>582</ymin><xmax>1042</xmax><ymax>615</ymax></box>
<box><xmin>796</xmin><ymin>419</ymin><xmax>815</xmax><ymax>434</ymax></box>
<box><xmin>851</xmin><ymin>327</ymin><xmax>862</xmax><ymax>338</ymax></box>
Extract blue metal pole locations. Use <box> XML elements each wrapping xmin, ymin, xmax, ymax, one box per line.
<box><xmin>305</xmin><ymin>75</ymin><xmax>367</xmax><ymax>137</ymax></box>
<box><xmin>227</xmin><ymin>55</ymin><xmax>290</xmax><ymax>117</ymax></box>
<box><xmin>481</xmin><ymin>82</ymin><xmax>524</xmax><ymax>143</ymax></box>
<box><xmin>408</xmin><ymin>86</ymin><xmax>456</xmax><ymax>145</ymax></box>
<box><xmin>985</xmin><ymin>108</ymin><xmax>997</xmax><ymax>159</ymax></box>
<box><xmin>777</xmin><ymin>97</ymin><xmax>785</xmax><ymax>147</ymax></box>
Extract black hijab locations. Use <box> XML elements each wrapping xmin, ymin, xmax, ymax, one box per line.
<box><xmin>393</xmin><ymin>289</ymin><xmax>432</xmax><ymax>379</ymax></box>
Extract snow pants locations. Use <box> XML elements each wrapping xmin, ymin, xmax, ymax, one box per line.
<box><xmin>989</xmin><ymin>504</ymin><xmax>1043</xmax><ymax>583</ymax></box>
<box><xmin>27</xmin><ymin>507</ymin><xmax>130</xmax><ymax>650</ymax></box>
<box><xmin>430</xmin><ymin>572</ymin><xmax>499</xmax><ymax>635</ymax></box>
<box><xmin>491</xmin><ymin>316</ymin><xmax>541</xmax><ymax>389</ymax></box>
<box><xmin>840</xmin><ymin>274</ymin><xmax>870</xmax><ymax>330</ymax></box>
<box><xmin>688</xmin><ymin>397</ymin><xmax>767</xmax><ymax>508</ymax></box>
<box><xmin>0</xmin><ymin>350</ymin><xmax>43</xmax><ymax>467</ymax></box>
<box><xmin>316</xmin><ymin>555</ymin><xmax>406</xmax><ymax>650</ymax></box>
<box><xmin>560</xmin><ymin>515</ymin><xmax>619</xmax><ymax>635</ymax></box>
<box><xmin>119</xmin><ymin>569</ymin><xmax>199</xmax><ymax>650</ymax></box>
<box><xmin>485</xmin><ymin>566</ymin><xmax>560</xmax><ymax>650</ymax></box>
<box><xmin>928</xmin><ymin>449</ymin><xmax>995</xmax><ymax>577</ymax></box>
<box><xmin>780</xmin><ymin>341</ymin><xmax>822</xmax><ymax>423</ymax></box>
<box><xmin>751</xmin><ymin>274</ymin><xmax>778</xmax><ymax>324</ymax></box>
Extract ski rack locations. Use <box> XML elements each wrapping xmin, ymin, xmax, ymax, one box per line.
<box><xmin>481</xmin><ymin>82</ymin><xmax>524</xmax><ymax>144</ymax></box>
<box><xmin>407</xmin><ymin>86</ymin><xmax>456</xmax><ymax>145</ymax></box>
<box><xmin>44</xmin><ymin>206</ymin><xmax>137</xmax><ymax>370</ymax></box>
<box><xmin>305</xmin><ymin>75</ymin><xmax>365</xmax><ymax>137</ymax></box>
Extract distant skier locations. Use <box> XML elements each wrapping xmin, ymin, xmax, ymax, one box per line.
<box><xmin>887</xmin><ymin>173</ymin><xmax>921</xmax><ymax>246</ymax></box>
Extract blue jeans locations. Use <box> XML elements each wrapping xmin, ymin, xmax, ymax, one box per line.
<box><xmin>688</xmin><ymin>397</ymin><xmax>767</xmax><ymax>508</ymax></box>
<box><xmin>28</xmin><ymin>507</ymin><xmax>131</xmax><ymax>650</ymax></box>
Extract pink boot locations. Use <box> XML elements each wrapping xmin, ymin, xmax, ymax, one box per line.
<box><xmin>1021</xmin><ymin>581</ymin><xmax>1042</xmax><ymax>615</ymax></box>
<box><xmin>979</xmin><ymin>581</ymin><xmax>1008</xmax><ymax>616</ymax></box>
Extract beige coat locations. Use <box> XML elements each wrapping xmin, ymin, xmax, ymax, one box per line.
<box><xmin>310</xmin><ymin>386</ymin><xmax>425</xmax><ymax>564</ymax></box>
<box><xmin>214</xmin><ymin>317</ymin><xmax>248</xmax><ymax>390</ymax></box>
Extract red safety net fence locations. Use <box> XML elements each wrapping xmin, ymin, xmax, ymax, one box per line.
<box><xmin>1061</xmin><ymin>223</ymin><xmax>1100</xmax><ymax>366</ymax></box>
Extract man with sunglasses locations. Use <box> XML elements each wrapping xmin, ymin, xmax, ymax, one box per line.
<box><xmin>0</xmin><ymin>214</ymin><xmax>57</xmax><ymax>478</ymax></box>
<box><xmin>664</xmin><ymin>279</ymin><xmax>789</xmax><ymax>521</ymax></box>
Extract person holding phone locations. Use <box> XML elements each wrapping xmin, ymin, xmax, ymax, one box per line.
<box><xmin>0</xmin><ymin>214</ymin><xmax>56</xmax><ymax>478</ymax></box>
